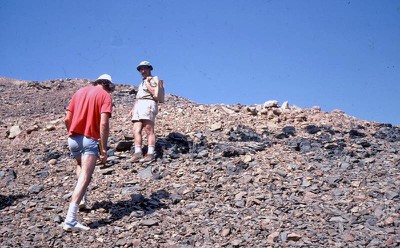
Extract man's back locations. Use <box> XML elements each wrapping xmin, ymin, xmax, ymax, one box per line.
<box><xmin>67</xmin><ymin>85</ymin><xmax>112</xmax><ymax>140</ymax></box>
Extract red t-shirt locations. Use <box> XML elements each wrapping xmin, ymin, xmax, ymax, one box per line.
<box><xmin>67</xmin><ymin>85</ymin><xmax>112</xmax><ymax>140</ymax></box>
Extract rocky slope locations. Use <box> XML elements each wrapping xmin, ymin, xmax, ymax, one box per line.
<box><xmin>0</xmin><ymin>77</ymin><xmax>399</xmax><ymax>247</ymax></box>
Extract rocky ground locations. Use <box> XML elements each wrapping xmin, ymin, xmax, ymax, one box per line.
<box><xmin>0</xmin><ymin>77</ymin><xmax>399</xmax><ymax>247</ymax></box>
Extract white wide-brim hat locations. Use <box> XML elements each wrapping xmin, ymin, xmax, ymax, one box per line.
<box><xmin>137</xmin><ymin>61</ymin><xmax>153</xmax><ymax>71</ymax></box>
<box><xmin>97</xmin><ymin>74</ymin><xmax>113</xmax><ymax>83</ymax></box>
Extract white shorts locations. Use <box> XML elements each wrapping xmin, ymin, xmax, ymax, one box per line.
<box><xmin>131</xmin><ymin>99</ymin><xmax>158</xmax><ymax>122</ymax></box>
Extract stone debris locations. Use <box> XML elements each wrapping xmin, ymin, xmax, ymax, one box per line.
<box><xmin>0</xmin><ymin>77</ymin><xmax>399</xmax><ymax>247</ymax></box>
<box><xmin>7</xmin><ymin>125</ymin><xmax>22</xmax><ymax>139</ymax></box>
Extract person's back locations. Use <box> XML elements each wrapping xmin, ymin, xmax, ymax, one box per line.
<box><xmin>67</xmin><ymin>85</ymin><xmax>113</xmax><ymax>140</ymax></box>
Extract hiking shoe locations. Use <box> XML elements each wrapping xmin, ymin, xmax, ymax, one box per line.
<box><xmin>139</xmin><ymin>154</ymin><xmax>155</xmax><ymax>163</ymax></box>
<box><xmin>63</xmin><ymin>221</ymin><xmax>90</xmax><ymax>232</ymax></box>
<box><xmin>127</xmin><ymin>153</ymin><xmax>143</xmax><ymax>163</ymax></box>
<box><xmin>79</xmin><ymin>195</ymin><xmax>87</xmax><ymax>210</ymax></box>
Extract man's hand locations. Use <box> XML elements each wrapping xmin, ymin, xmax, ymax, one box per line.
<box><xmin>65</xmin><ymin>110</ymin><xmax>73</xmax><ymax>132</ymax></box>
<box><xmin>145</xmin><ymin>76</ymin><xmax>157</xmax><ymax>96</ymax></box>
<box><xmin>98</xmin><ymin>139</ymin><xmax>107</xmax><ymax>165</ymax></box>
<box><xmin>99</xmin><ymin>151</ymin><xmax>108</xmax><ymax>165</ymax></box>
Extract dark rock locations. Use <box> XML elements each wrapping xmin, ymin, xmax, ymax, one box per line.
<box><xmin>227</xmin><ymin>125</ymin><xmax>262</xmax><ymax>142</ymax></box>
<box><xmin>151</xmin><ymin>189</ymin><xmax>170</xmax><ymax>199</ymax></box>
<box><xmin>305</xmin><ymin>125</ymin><xmax>321</xmax><ymax>134</ymax></box>
<box><xmin>282</xmin><ymin>126</ymin><xmax>296</xmax><ymax>136</ymax></box>
<box><xmin>115</xmin><ymin>141</ymin><xmax>133</xmax><ymax>151</ymax></box>
<box><xmin>36</xmin><ymin>171</ymin><xmax>49</xmax><ymax>178</ymax></box>
<box><xmin>54</xmin><ymin>215</ymin><xmax>62</xmax><ymax>223</ymax></box>
<box><xmin>28</xmin><ymin>184</ymin><xmax>44</xmax><ymax>194</ymax></box>
<box><xmin>140</xmin><ymin>219</ymin><xmax>159</xmax><ymax>226</ymax></box>
<box><xmin>385</xmin><ymin>191</ymin><xmax>399</xmax><ymax>200</ymax></box>
<box><xmin>6</xmin><ymin>169</ymin><xmax>17</xmax><ymax>180</ymax></box>
<box><xmin>275</xmin><ymin>133</ymin><xmax>289</xmax><ymax>139</ymax></box>
<box><xmin>98</xmin><ymin>168</ymin><xmax>115</xmax><ymax>175</ymax></box>
<box><xmin>374</xmin><ymin>125</ymin><xmax>400</xmax><ymax>142</ymax></box>
<box><xmin>45</xmin><ymin>150</ymin><xmax>63</xmax><ymax>161</ymax></box>
<box><xmin>170</xmin><ymin>194</ymin><xmax>183</xmax><ymax>204</ymax></box>
<box><xmin>22</xmin><ymin>147</ymin><xmax>31</xmax><ymax>152</ymax></box>
<box><xmin>349</xmin><ymin>129</ymin><xmax>366</xmax><ymax>138</ymax></box>
<box><xmin>214</xmin><ymin>144</ymin><xmax>246</xmax><ymax>157</ymax></box>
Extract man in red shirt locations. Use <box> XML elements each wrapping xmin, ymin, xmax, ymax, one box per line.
<box><xmin>63</xmin><ymin>74</ymin><xmax>114</xmax><ymax>232</ymax></box>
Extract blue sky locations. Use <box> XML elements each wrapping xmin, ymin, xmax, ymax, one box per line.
<box><xmin>1</xmin><ymin>1</ymin><xmax>399</xmax><ymax>125</ymax></box>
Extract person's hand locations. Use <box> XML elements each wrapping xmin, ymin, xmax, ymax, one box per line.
<box><xmin>100</xmin><ymin>150</ymin><xmax>107</xmax><ymax>164</ymax></box>
<box><xmin>145</xmin><ymin>77</ymin><xmax>153</xmax><ymax>87</ymax></box>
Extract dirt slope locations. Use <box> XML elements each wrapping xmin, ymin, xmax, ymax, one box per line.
<box><xmin>0</xmin><ymin>78</ymin><xmax>399</xmax><ymax>247</ymax></box>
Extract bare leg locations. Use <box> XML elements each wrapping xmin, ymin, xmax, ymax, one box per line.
<box><xmin>140</xmin><ymin>120</ymin><xmax>156</xmax><ymax>163</ymax></box>
<box><xmin>133</xmin><ymin>121</ymin><xmax>143</xmax><ymax>147</ymax></box>
<box><xmin>143</xmin><ymin>120</ymin><xmax>155</xmax><ymax>147</ymax></box>
<box><xmin>70</xmin><ymin>154</ymin><xmax>97</xmax><ymax>204</ymax></box>
<box><xmin>64</xmin><ymin>154</ymin><xmax>97</xmax><ymax>231</ymax></box>
<box><xmin>75</xmin><ymin>157</ymin><xmax>82</xmax><ymax>178</ymax></box>
<box><xmin>127</xmin><ymin>121</ymin><xmax>145</xmax><ymax>163</ymax></box>
<box><xmin>74</xmin><ymin>157</ymin><xmax>87</xmax><ymax>208</ymax></box>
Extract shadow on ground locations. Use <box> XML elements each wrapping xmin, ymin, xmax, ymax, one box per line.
<box><xmin>0</xmin><ymin>194</ymin><xmax>27</xmax><ymax>211</ymax></box>
<box><xmin>88</xmin><ymin>189</ymin><xmax>170</xmax><ymax>228</ymax></box>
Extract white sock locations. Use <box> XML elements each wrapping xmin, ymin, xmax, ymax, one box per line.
<box><xmin>134</xmin><ymin>146</ymin><xmax>142</xmax><ymax>154</ymax></box>
<box><xmin>65</xmin><ymin>203</ymin><xmax>79</xmax><ymax>225</ymax></box>
<box><xmin>147</xmin><ymin>145</ymin><xmax>155</xmax><ymax>154</ymax></box>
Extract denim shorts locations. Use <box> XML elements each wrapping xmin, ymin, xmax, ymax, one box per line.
<box><xmin>68</xmin><ymin>135</ymin><xmax>99</xmax><ymax>159</ymax></box>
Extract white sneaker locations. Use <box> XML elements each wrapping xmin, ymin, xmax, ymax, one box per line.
<box><xmin>63</xmin><ymin>221</ymin><xmax>90</xmax><ymax>232</ymax></box>
<box><xmin>79</xmin><ymin>195</ymin><xmax>87</xmax><ymax>210</ymax></box>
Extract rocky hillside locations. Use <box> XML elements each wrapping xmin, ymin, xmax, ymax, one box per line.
<box><xmin>0</xmin><ymin>77</ymin><xmax>399</xmax><ymax>247</ymax></box>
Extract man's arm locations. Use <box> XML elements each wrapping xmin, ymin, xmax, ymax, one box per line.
<box><xmin>65</xmin><ymin>110</ymin><xmax>73</xmax><ymax>132</ymax></box>
<box><xmin>99</xmin><ymin>112</ymin><xmax>111</xmax><ymax>164</ymax></box>
<box><xmin>145</xmin><ymin>77</ymin><xmax>156</xmax><ymax>96</ymax></box>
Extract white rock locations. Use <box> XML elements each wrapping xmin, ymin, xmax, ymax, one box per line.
<box><xmin>263</xmin><ymin>100</ymin><xmax>279</xmax><ymax>108</ymax></box>
<box><xmin>243</xmin><ymin>155</ymin><xmax>253</xmax><ymax>164</ymax></box>
<box><xmin>8</xmin><ymin>125</ymin><xmax>22</xmax><ymax>139</ymax></box>
<box><xmin>210</xmin><ymin>122</ymin><xmax>222</xmax><ymax>131</ymax></box>
<box><xmin>255</xmin><ymin>104</ymin><xmax>263</xmax><ymax>111</ymax></box>
<box><xmin>44</xmin><ymin>125</ymin><xmax>56</xmax><ymax>131</ymax></box>
<box><xmin>220</xmin><ymin>105</ymin><xmax>236</xmax><ymax>115</ymax></box>
<box><xmin>311</xmin><ymin>106</ymin><xmax>321</xmax><ymax>111</ymax></box>
<box><xmin>281</xmin><ymin>101</ymin><xmax>289</xmax><ymax>109</ymax></box>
